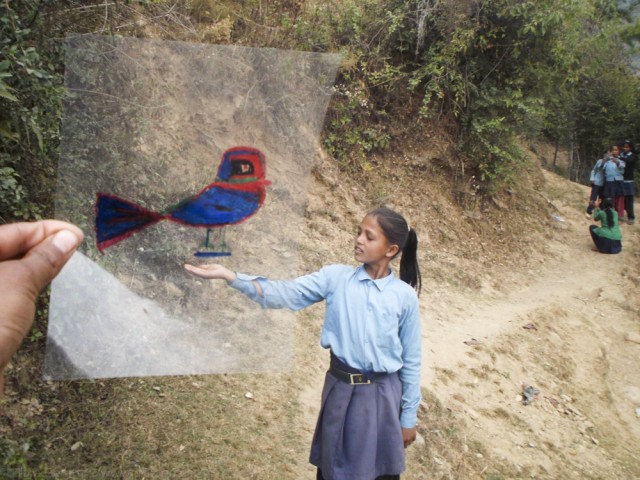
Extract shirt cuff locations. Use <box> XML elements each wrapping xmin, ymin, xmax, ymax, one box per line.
<box><xmin>228</xmin><ymin>273</ymin><xmax>263</xmax><ymax>302</ymax></box>
<box><xmin>400</xmin><ymin>411</ymin><xmax>417</xmax><ymax>429</ymax></box>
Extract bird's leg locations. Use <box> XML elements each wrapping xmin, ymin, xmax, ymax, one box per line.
<box><xmin>218</xmin><ymin>228</ymin><xmax>229</xmax><ymax>253</ymax></box>
<box><xmin>205</xmin><ymin>228</ymin><xmax>229</xmax><ymax>252</ymax></box>
<box><xmin>203</xmin><ymin>228</ymin><xmax>212</xmax><ymax>249</ymax></box>
<box><xmin>195</xmin><ymin>227</ymin><xmax>231</xmax><ymax>257</ymax></box>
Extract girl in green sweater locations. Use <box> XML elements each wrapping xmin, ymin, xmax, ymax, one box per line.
<box><xmin>589</xmin><ymin>198</ymin><xmax>622</xmax><ymax>254</ymax></box>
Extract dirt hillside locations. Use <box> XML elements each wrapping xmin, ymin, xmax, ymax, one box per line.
<box><xmin>2</xmin><ymin>142</ymin><xmax>639</xmax><ymax>479</ymax></box>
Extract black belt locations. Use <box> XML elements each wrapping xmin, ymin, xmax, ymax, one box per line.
<box><xmin>329</xmin><ymin>352</ymin><xmax>389</xmax><ymax>385</ymax></box>
<box><xmin>329</xmin><ymin>366</ymin><xmax>388</xmax><ymax>385</ymax></box>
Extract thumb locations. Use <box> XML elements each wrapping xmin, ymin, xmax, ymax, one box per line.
<box><xmin>19</xmin><ymin>229</ymin><xmax>82</xmax><ymax>294</ymax></box>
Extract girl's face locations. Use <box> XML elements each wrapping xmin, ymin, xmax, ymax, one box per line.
<box><xmin>354</xmin><ymin>215</ymin><xmax>399</xmax><ymax>266</ymax></box>
<box><xmin>612</xmin><ymin>146</ymin><xmax>620</xmax><ymax>156</ymax></box>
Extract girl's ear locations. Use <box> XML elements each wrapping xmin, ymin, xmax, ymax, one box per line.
<box><xmin>386</xmin><ymin>244</ymin><xmax>400</xmax><ymax>258</ymax></box>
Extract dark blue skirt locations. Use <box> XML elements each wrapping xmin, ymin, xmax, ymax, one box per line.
<box><xmin>589</xmin><ymin>225</ymin><xmax>622</xmax><ymax>254</ymax></box>
<box><xmin>309</xmin><ymin>368</ymin><xmax>405</xmax><ymax>479</ymax></box>
<box><xmin>603</xmin><ymin>180</ymin><xmax>624</xmax><ymax>198</ymax></box>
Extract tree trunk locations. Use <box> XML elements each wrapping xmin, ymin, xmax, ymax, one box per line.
<box><xmin>568</xmin><ymin>136</ymin><xmax>574</xmax><ymax>179</ymax></box>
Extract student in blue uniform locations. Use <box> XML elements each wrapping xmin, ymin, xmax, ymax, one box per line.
<box><xmin>620</xmin><ymin>140</ymin><xmax>636</xmax><ymax>225</ymax></box>
<box><xmin>586</xmin><ymin>152</ymin><xmax>606</xmax><ymax>216</ymax></box>
<box><xmin>185</xmin><ymin>207</ymin><xmax>422</xmax><ymax>480</ymax></box>
<box><xmin>602</xmin><ymin>144</ymin><xmax>626</xmax><ymax>220</ymax></box>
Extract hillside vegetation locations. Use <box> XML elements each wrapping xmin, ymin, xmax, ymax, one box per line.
<box><xmin>1</xmin><ymin>1</ymin><xmax>640</xmax><ymax>479</ymax></box>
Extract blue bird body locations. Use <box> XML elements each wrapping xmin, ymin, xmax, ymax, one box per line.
<box><xmin>167</xmin><ymin>185</ymin><xmax>260</xmax><ymax>226</ymax></box>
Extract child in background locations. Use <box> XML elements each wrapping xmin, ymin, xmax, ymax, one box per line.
<box><xmin>589</xmin><ymin>198</ymin><xmax>622</xmax><ymax>254</ymax></box>
<box><xmin>586</xmin><ymin>152</ymin><xmax>606</xmax><ymax>217</ymax></box>
<box><xmin>185</xmin><ymin>207</ymin><xmax>422</xmax><ymax>480</ymax></box>
<box><xmin>620</xmin><ymin>140</ymin><xmax>636</xmax><ymax>225</ymax></box>
<box><xmin>602</xmin><ymin>145</ymin><xmax>626</xmax><ymax>221</ymax></box>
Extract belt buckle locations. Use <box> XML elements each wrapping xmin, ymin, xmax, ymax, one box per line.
<box><xmin>349</xmin><ymin>373</ymin><xmax>371</xmax><ymax>385</ymax></box>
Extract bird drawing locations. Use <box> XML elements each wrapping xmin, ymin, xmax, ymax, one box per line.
<box><xmin>95</xmin><ymin>146</ymin><xmax>271</xmax><ymax>256</ymax></box>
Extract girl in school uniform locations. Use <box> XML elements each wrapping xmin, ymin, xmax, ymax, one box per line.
<box><xmin>602</xmin><ymin>145</ymin><xmax>626</xmax><ymax>220</ymax></box>
<box><xmin>620</xmin><ymin>141</ymin><xmax>636</xmax><ymax>225</ymax></box>
<box><xmin>185</xmin><ymin>207</ymin><xmax>422</xmax><ymax>480</ymax></box>
<box><xmin>586</xmin><ymin>152</ymin><xmax>606</xmax><ymax>216</ymax></box>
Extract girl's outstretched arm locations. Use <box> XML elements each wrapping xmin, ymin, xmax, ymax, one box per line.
<box><xmin>184</xmin><ymin>264</ymin><xmax>236</xmax><ymax>282</ymax></box>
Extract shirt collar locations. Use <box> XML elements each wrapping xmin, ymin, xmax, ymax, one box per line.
<box><xmin>354</xmin><ymin>264</ymin><xmax>395</xmax><ymax>291</ymax></box>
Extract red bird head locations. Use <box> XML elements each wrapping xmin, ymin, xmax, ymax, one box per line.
<box><xmin>215</xmin><ymin>146</ymin><xmax>271</xmax><ymax>186</ymax></box>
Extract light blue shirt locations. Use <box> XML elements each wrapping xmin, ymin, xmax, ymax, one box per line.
<box><xmin>589</xmin><ymin>159</ymin><xmax>604</xmax><ymax>186</ymax></box>
<box><xmin>603</xmin><ymin>157</ymin><xmax>625</xmax><ymax>181</ymax></box>
<box><xmin>229</xmin><ymin>264</ymin><xmax>422</xmax><ymax>428</ymax></box>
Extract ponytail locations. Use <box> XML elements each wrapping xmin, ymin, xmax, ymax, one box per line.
<box><xmin>605</xmin><ymin>206</ymin><xmax>615</xmax><ymax>229</ymax></box>
<box><xmin>602</xmin><ymin>198</ymin><xmax>615</xmax><ymax>228</ymax></box>
<box><xmin>400</xmin><ymin>227</ymin><xmax>422</xmax><ymax>294</ymax></box>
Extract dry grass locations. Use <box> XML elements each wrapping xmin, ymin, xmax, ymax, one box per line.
<box><xmin>410</xmin><ymin>390</ymin><xmax>522</xmax><ymax>480</ymax></box>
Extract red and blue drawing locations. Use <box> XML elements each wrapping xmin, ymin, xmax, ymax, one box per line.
<box><xmin>95</xmin><ymin>146</ymin><xmax>271</xmax><ymax>257</ymax></box>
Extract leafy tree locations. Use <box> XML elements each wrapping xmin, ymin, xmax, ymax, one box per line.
<box><xmin>402</xmin><ymin>0</ymin><xmax>640</xmax><ymax>185</ymax></box>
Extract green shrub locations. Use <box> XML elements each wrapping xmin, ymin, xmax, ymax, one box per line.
<box><xmin>0</xmin><ymin>0</ymin><xmax>64</xmax><ymax>221</ymax></box>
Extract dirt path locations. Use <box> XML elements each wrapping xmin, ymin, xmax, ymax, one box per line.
<box><xmin>415</xmin><ymin>171</ymin><xmax>640</xmax><ymax>478</ymax></box>
<box><xmin>425</xmin><ymin>217</ymin><xmax>634</xmax><ymax>387</ymax></box>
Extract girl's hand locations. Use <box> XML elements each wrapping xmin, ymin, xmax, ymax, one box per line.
<box><xmin>402</xmin><ymin>426</ymin><xmax>417</xmax><ymax>448</ymax></box>
<box><xmin>184</xmin><ymin>264</ymin><xmax>236</xmax><ymax>282</ymax></box>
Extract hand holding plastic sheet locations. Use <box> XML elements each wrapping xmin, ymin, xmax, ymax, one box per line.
<box><xmin>0</xmin><ymin>221</ymin><xmax>83</xmax><ymax>394</ymax></box>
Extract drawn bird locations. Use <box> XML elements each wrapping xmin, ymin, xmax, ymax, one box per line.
<box><xmin>95</xmin><ymin>146</ymin><xmax>271</xmax><ymax>256</ymax></box>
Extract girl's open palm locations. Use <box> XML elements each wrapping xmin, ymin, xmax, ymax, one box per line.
<box><xmin>184</xmin><ymin>263</ymin><xmax>236</xmax><ymax>282</ymax></box>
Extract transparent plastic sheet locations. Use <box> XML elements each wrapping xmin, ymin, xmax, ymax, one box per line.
<box><xmin>45</xmin><ymin>35</ymin><xmax>340</xmax><ymax>380</ymax></box>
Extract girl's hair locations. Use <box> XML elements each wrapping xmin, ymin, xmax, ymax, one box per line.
<box><xmin>602</xmin><ymin>198</ymin><xmax>615</xmax><ymax>228</ymax></box>
<box><xmin>368</xmin><ymin>207</ymin><xmax>422</xmax><ymax>294</ymax></box>
<box><xmin>624</xmin><ymin>140</ymin><xmax>635</xmax><ymax>151</ymax></box>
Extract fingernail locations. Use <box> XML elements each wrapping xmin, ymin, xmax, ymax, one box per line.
<box><xmin>52</xmin><ymin>230</ymin><xmax>81</xmax><ymax>254</ymax></box>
